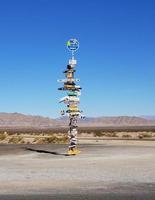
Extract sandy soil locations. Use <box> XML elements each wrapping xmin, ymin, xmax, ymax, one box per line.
<box><xmin>0</xmin><ymin>141</ymin><xmax>155</xmax><ymax>199</ymax></box>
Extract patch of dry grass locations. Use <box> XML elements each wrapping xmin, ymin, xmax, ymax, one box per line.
<box><xmin>35</xmin><ymin>135</ymin><xmax>68</xmax><ymax>144</ymax></box>
<box><xmin>0</xmin><ymin>132</ymin><xmax>8</xmax><ymax>141</ymax></box>
<box><xmin>93</xmin><ymin>132</ymin><xmax>118</xmax><ymax>137</ymax></box>
<box><xmin>138</xmin><ymin>132</ymin><xmax>152</xmax><ymax>139</ymax></box>
<box><xmin>0</xmin><ymin>133</ymin><xmax>6</xmax><ymax>141</ymax></box>
<box><xmin>0</xmin><ymin>131</ymin><xmax>69</xmax><ymax>144</ymax></box>
<box><xmin>8</xmin><ymin>136</ymin><xmax>23</xmax><ymax>144</ymax></box>
<box><xmin>122</xmin><ymin>134</ymin><xmax>132</xmax><ymax>138</ymax></box>
<box><xmin>0</xmin><ymin>130</ymin><xmax>155</xmax><ymax>144</ymax></box>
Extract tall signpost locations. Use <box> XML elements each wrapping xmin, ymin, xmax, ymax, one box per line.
<box><xmin>58</xmin><ymin>39</ymin><xmax>83</xmax><ymax>155</ymax></box>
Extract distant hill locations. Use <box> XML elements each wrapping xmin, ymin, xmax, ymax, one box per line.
<box><xmin>0</xmin><ymin>113</ymin><xmax>155</xmax><ymax>128</ymax></box>
<box><xmin>0</xmin><ymin>112</ymin><xmax>59</xmax><ymax>128</ymax></box>
<box><xmin>57</xmin><ymin>116</ymin><xmax>155</xmax><ymax>127</ymax></box>
<box><xmin>140</xmin><ymin>116</ymin><xmax>155</xmax><ymax>121</ymax></box>
<box><xmin>78</xmin><ymin>116</ymin><xmax>155</xmax><ymax>126</ymax></box>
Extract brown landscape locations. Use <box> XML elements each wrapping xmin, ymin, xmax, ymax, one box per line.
<box><xmin>1</xmin><ymin>112</ymin><xmax>155</xmax><ymax>128</ymax></box>
<box><xmin>1</xmin><ymin>112</ymin><xmax>155</xmax><ymax>144</ymax></box>
<box><xmin>1</xmin><ymin>113</ymin><xmax>155</xmax><ymax>200</ymax></box>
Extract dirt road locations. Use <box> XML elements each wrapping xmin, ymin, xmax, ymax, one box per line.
<box><xmin>0</xmin><ymin>142</ymin><xmax>155</xmax><ymax>199</ymax></box>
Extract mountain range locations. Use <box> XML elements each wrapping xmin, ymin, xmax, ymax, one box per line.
<box><xmin>0</xmin><ymin>112</ymin><xmax>155</xmax><ymax>128</ymax></box>
<box><xmin>0</xmin><ymin>112</ymin><xmax>59</xmax><ymax>128</ymax></box>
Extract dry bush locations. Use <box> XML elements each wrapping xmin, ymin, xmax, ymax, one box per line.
<box><xmin>46</xmin><ymin>136</ymin><xmax>58</xmax><ymax>143</ymax></box>
<box><xmin>142</xmin><ymin>133</ymin><xmax>152</xmax><ymax>137</ymax></box>
<box><xmin>105</xmin><ymin>132</ymin><xmax>118</xmax><ymax>137</ymax></box>
<box><xmin>138</xmin><ymin>132</ymin><xmax>152</xmax><ymax>139</ymax></box>
<box><xmin>46</xmin><ymin>135</ymin><xmax>68</xmax><ymax>144</ymax></box>
<box><xmin>58</xmin><ymin>135</ymin><xmax>68</xmax><ymax>143</ymax></box>
<box><xmin>8</xmin><ymin>136</ymin><xmax>23</xmax><ymax>144</ymax></box>
<box><xmin>93</xmin><ymin>131</ymin><xmax>118</xmax><ymax>137</ymax></box>
<box><xmin>35</xmin><ymin>135</ymin><xmax>68</xmax><ymax>144</ymax></box>
<box><xmin>0</xmin><ymin>133</ymin><xmax>7</xmax><ymax>141</ymax></box>
<box><xmin>122</xmin><ymin>134</ymin><xmax>131</xmax><ymax>138</ymax></box>
<box><xmin>93</xmin><ymin>131</ymin><xmax>103</xmax><ymax>137</ymax></box>
<box><xmin>35</xmin><ymin>138</ymin><xmax>46</xmax><ymax>144</ymax></box>
<box><xmin>0</xmin><ymin>132</ymin><xmax>9</xmax><ymax>141</ymax></box>
<box><xmin>151</xmin><ymin>132</ymin><xmax>155</xmax><ymax>137</ymax></box>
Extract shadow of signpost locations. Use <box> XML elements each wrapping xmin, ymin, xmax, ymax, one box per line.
<box><xmin>25</xmin><ymin>147</ymin><xmax>70</xmax><ymax>156</ymax></box>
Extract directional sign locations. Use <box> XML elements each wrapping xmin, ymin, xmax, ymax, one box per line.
<box><xmin>57</xmin><ymin>78</ymin><xmax>80</xmax><ymax>83</ymax></box>
<box><xmin>58</xmin><ymin>39</ymin><xmax>84</xmax><ymax>153</ymax></box>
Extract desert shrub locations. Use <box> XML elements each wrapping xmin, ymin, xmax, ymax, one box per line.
<box><xmin>46</xmin><ymin>136</ymin><xmax>58</xmax><ymax>143</ymax></box>
<box><xmin>151</xmin><ymin>132</ymin><xmax>155</xmax><ymax>137</ymax></box>
<box><xmin>94</xmin><ymin>132</ymin><xmax>118</xmax><ymax>137</ymax></box>
<box><xmin>35</xmin><ymin>135</ymin><xmax>68</xmax><ymax>144</ymax></box>
<box><xmin>20</xmin><ymin>139</ymin><xmax>25</xmax><ymax>144</ymax></box>
<box><xmin>46</xmin><ymin>135</ymin><xmax>68</xmax><ymax>144</ymax></box>
<box><xmin>138</xmin><ymin>134</ymin><xmax>143</xmax><ymax>139</ymax></box>
<box><xmin>93</xmin><ymin>131</ymin><xmax>103</xmax><ymax>137</ymax></box>
<box><xmin>122</xmin><ymin>134</ymin><xmax>131</xmax><ymax>138</ymax></box>
<box><xmin>8</xmin><ymin>136</ymin><xmax>23</xmax><ymax>144</ymax></box>
<box><xmin>105</xmin><ymin>132</ymin><xmax>118</xmax><ymax>137</ymax></box>
<box><xmin>35</xmin><ymin>138</ymin><xmax>46</xmax><ymax>144</ymax></box>
<box><xmin>110</xmin><ymin>132</ymin><xmax>118</xmax><ymax>137</ymax></box>
<box><xmin>58</xmin><ymin>135</ymin><xmax>68</xmax><ymax>143</ymax></box>
<box><xmin>33</xmin><ymin>138</ymin><xmax>38</xmax><ymax>143</ymax></box>
<box><xmin>139</xmin><ymin>133</ymin><xmax>152</xmax><ymax>138</ymax></box>
<box><xmin>0</xmin><ymin>133</ymin><xmax>7</xmax><ymax>141</ymax></box>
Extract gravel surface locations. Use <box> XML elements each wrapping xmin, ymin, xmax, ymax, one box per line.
<box><xmin>0</xmin><ymin>142</ymin><xmax>155</xmax><ymax>199</ymax></box>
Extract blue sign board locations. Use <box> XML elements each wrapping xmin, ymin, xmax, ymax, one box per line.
<box><xmin>67</xmin><ymin>38</ymin><xmax>79</xmax><ymax>52</ymax></box>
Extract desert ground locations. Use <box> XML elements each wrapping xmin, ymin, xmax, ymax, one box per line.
<box><xmin>1</xmin><ymin>126</ymin><xmax>155</xmax><ymax>145</ymax></box>
<box><xmin>0</xmin><ymin>141</ymin><xmax>155</xmax><ymax>200</ymax></box>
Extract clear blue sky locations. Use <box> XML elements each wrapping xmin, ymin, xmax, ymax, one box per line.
<box><xmin>0</xmin><ymin>0</ymin><xmax>155</xmax><ymax>118</ymax></box>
